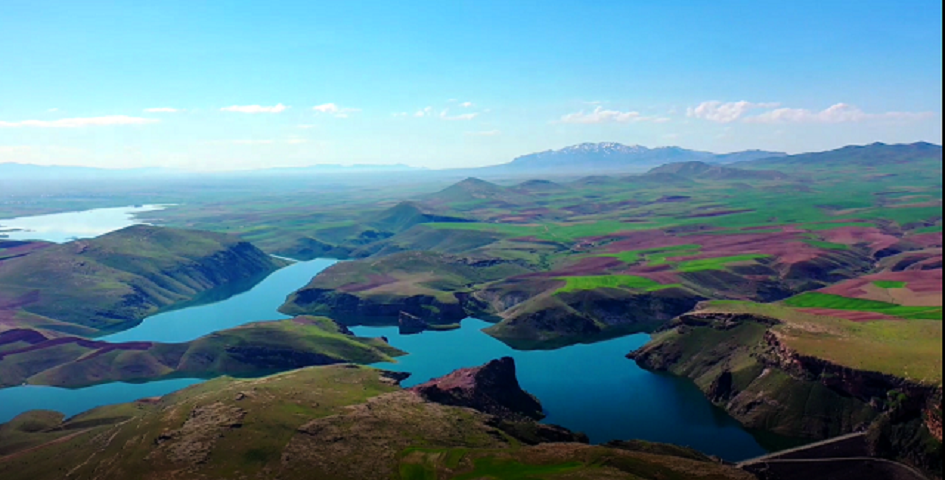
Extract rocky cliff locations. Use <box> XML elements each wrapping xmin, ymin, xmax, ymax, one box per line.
<box><xmin>409</xmin><ymin>357</ymin><xmax>545</xmax><ymax>422</ymax></box>
<box><xmin>630</xmin><ymin>310</ymin><xmax>943</xmax><ymax>476</ymax></box>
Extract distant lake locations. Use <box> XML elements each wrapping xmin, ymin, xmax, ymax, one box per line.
<box><xmin>353</xmin><ymin>320</ymin><xmax>771</xmax><ymax>461</ymax></box>
<box><xmin>0</xmin><ymin>205</ymin><xmax>166</xmax><ymax>243</ymax></box>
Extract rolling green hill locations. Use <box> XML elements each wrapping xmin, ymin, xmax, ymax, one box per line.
<box><xmin>0</xmin><ymin>316</ymin><xmax>403</xmax><ymax>388</ymax></box>
<box><xmin>0</xmin><ymin>225</ymin><xmax>286</xmax><ymax>335</ymax></box>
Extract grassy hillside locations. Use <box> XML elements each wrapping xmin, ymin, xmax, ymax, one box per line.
<box><xmin>0</xmin><ymin>225</ymin><xmax>285</xmax><ymax>336</ymax></box>
<box><xmin>280</xmin><ymin>250</ymin><xmax>533</xmax><ymax>325</ymax></box>
<box><xmin>0</xmin><ymin>364</ymin><xmax>754</xmax><ymax>480</ymax></box>
<box><xmin>0</xmin><ymin>316</ymin><xmax>403</xmax><ymax>388</ymax></box>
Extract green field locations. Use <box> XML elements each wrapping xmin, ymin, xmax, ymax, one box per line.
<box><xmin>783</xmin><ymin>292</ymin><xmax>943</xmax><ymax>320</ymax></box>
<box><xmin>676</xmin><ymin>254</ymin><xmax>771</xmax><ymax>273</ymax></box>
<box><xmin>555</xmin><ymin>275</ymin><xmax>674</xmax><ymax>294</ymax></box>
<box><xmin>874</xmin><ymin>281</ymin><xmax>908</xmax><ymax>289</ymax></box>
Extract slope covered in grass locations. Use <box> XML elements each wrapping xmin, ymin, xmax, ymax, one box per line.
<box><xmin>0</xmin><ymin>364</ymin><xmax>755</xmax><ymax>480</ymax></box>
<box><xmin>0</xmin><ymin>225</ymin><xmax>285</xmax><ymax>335</ymax></box>
<box><xmin>0</xmin><ymin>316</ymin><xmax>403</xmax><ymax>388</ymax></box>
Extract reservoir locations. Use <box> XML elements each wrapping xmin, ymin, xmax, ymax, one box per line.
<box><xmin>0</xmin><ymin>207</ymin><xmax>773</xmax><ymax>461</ymax></box>
<box><xmin>0</xmin><ymin>205</ymin><xmax>166</xmax><ymax>243</ymax></box>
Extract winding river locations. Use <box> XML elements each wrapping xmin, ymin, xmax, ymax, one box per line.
<box><xmin>0</xmin><ymin>207</ymin><xmax>779</xmax><ymax>461</ymax></box>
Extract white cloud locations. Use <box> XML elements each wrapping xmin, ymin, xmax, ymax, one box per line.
<box><xmin>312</xmin><ymin>103</ymin><xmax>360</xmax><ymax>118</ymax></box>
<box><xmin>286</xmin><ymin>138</ymin><xmax>309</xmax><ymax>145</ymax></box>
<box><xmin>439</xmin><ymin>109</ymin><xmax>479</xmax><ymax>121</ymax></box>
<box><xmin>414</xmin><ymin>106</ymin><xmax>435</xmax><ymax>117</ymax></box>
<box><xmin>47</xmin><ymin>108</ymin><xmax>59</xmax><ymax>112</ymax></box>
<box><xmin>297</xmin><ymin>124</ymin><xmax>318</xmax><ymax>129</ymax></box>
<box><xmin>745</xmin><ymin>103</ymin><xmax>936</xmax><ymax>124</ymax></box>
<box><xmin>220</xmin><ymin>103</ymin><xmax>288</xmax><ymax>113</ymax></box>
<box><xmin>686</xmin><ymin>101</ymin><xmax>780</xmax><ymax>123</ymax></box>
<box><xmin>231</xmin><ymin>140</ymin><xmax>275</xmax><ymax>145</ymax></box>
<box><xmin>460</xmin><ymin>102</ymin><xmax>474</xmax><ymax>108</ymax></box>
<box><xmin>144</xmin><ymin>107</ymin><xmax>180</xmax><ymax>113</ymax></box>
<box><xmin>0</xmin><ymin>115</ymin><xmax>160</xmax><ymax>128</ymax></box>
<box><xmin>466</xmin><ymin>130</ymin><xmax>501</xmax><ymax>136</ymax></box>
<box><xmin>559</xmin><ymin>106</ymin><xmax>664</xmax><ymax>124</ymax></box>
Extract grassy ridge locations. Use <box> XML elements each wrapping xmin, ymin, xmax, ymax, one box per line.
<box><xmin>706</xmin><ymin>301</ymin><xmax>943</xmax><ymax>384</ymax></box>
<box><xmin>784</xmin><ymin>292</ymin><xmax>943</xmax><ymax>320</ymax></box>
<box><xmin>0</xmin><ymin>317</ymin><xmax>404</xmax><ymax>388</ymax></box>
<box><xmin>554</xmin><ymin>275</ymin><xmax>676</xmax><ymax>294</ymax></box>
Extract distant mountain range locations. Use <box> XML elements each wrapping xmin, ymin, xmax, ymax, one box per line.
<box><xmin>481</xmin><ymin>143</ymin><xmax>787</xmax><ymax>174</ymax></box>
<box><xmin>1</xmin><ymin>142</ymin><xmax>939</xmax><ymax>182</ymax></box>
<box><xmin>0</xmin><ymin>162</ymin><xmax>422</xmax><ymax>181</ymax></box>
<box><xmin>736</xmin><ymin>141</ymin><xmax>943</xmax><ymax>168</ymax></box>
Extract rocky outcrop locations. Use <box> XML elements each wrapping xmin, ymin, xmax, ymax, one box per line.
<box><xmin>487</xmin><ymin>287</ymin><xmax>703</xmax><ymax>350</ymax></box>
<box><xmin>281</xmin><ymin>289</ymin><xmax>477</xmax><ymax>327</ymax></box>
<box><xmin>409</xmin><ymin>357</ymin><xmax>544</xmax><ymax>422</ymax></box>
<box><xmin>398</xmin><ymin>311</ymin><xmax>428</xmax><ymax>335</ymax></box>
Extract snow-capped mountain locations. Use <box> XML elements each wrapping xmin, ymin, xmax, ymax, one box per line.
<box><xmin>496</xmin><ymin>143</ymin><xmax>785</xmax><ymax>173</ymax></box>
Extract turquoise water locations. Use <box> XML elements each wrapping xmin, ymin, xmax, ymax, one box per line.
<box><xmin>102</xmin><ymin>259</ymin><xmax>338</xmax><ymax>343</ymax></box>
<box><xmin>0</xmin><ymin>205</ymin><xmax>167</xmax><ymax>243</ymax></box>
<box><xmin>352</xmin><ymin>320</ymin><xmax>769</xmax><ymax>461</ymax></box>
<box><xmin>0</xmin><ymin>379</ymin><xmax>203</xmax><ymax>422</ymax></box>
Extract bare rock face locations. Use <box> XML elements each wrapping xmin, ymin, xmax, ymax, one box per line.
<box><xmin>409</xmin><ymin>357</ymin><xmax>544</xmax><ymax>422</ymax></box>
<box><xmin>398</xmin><ymin>311</ymin><xmax>429</xmax><ymax>335</ymax></box>
<box><xmin>153</xmin><ymin>402</ymin><xmax>245</xmax><ymax>465</ymax></box>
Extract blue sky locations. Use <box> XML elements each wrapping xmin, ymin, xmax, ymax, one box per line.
<box><xmin>0</xmin><ymin>0</ymin><xmax>941</xmax><ymax>170</ymax></box>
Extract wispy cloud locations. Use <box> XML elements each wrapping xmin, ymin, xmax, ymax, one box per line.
<box><xmin>459</xmin><ymin>101</ymin><xmax>474</xmax><ymax>108</ymax></box>
<box><xmin>231</xmin><ymin>140</ymin><xmax>275</xmax><ymax>145</ymax></box>
<box><xmin>312</xmin><ymin>103</ymin><xmax>360</xmax><ymax>118</ymax></box>
<box><xmin>686</xmin><ymin>101</ymin><xmax>780</xmax><ymax>123</ymax></box>
<box><xmin>559</xmin><ymin>106</ymin><xmax>667</xmax><ymax>124</ymax></box>
<box><xmin>220</xmin><ymin>103</ymin><xmax>288</xmax><ymax>114</ymax></box>
<box><xmin>0</xmin><ymin>115</ymin><xmax>160</xmax><ymax>128</ymax></box>
<box><xmin>687</xmin><ymin>100</ymin><xmax>934</xmax><ymax>124</ymax></box>
<box><xmin>466</xmin><ymin>130</ymin><xmax>501</xmax><ymax>136</ymax></box>
<box><xmin>297</xmin><ymin>124</ymin><xmax>318</xmax><ymax>129</ymax></box>
<box><xmin>47</xmin><ymin>108</ymin><xmax>59</xmax><ymax>112</ymax></box>
<box><xmin>144</xmin><ymin>107</ymin><xmax>180</xmax><ymax>113</ymax></box>
<box><xmin>745</xmin><ymin>103</ymin><xmax>936</xmax><ymax>124</ymax></box>
<box><xmin>439</xmin><ymin>109</ymin><xmax>479</xmax><ymax>121</ymax></box>
<box><xmin>415</xmin><ymin>106</ymin><xmax>435</xmax><ymax>117</ymax></box>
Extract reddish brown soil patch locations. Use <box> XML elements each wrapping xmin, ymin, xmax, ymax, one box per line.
<box><xmin>551</xmin><ymin>256</ymin><xmax>626</xmax><ymax>276</ymax></box>
<box><xmin>0</xmin><ymin>290</ymin><xmax>40</xmax><ymax>310</ymax></box>
<box><xmin>821</xmin><ymin>269</ymin><xmax>943</xmax><ymax>298</ymax></box>
<box><xmin>797</xmin><ymin>308</ymin><xmax>902</xmax><ymax>322</ymax></box>
<box><xmin>820</xmin><ymin>227</ymin><xmax>900</xmax><ymax>254</ymax></box>
<box><xmin>0</xmin><ymin>337</ymin><xmax>153</xmax><ymax>361</ymax></box>
<box><xmin>339</xmin><ymin>274</ymin><xmax>398</xmax><ymax>293</ymax></box>
<box><xmin>600</xmin><ymin>229</ymin><xmax>833</xmax><ymax>266</ymax></box>
<box><xmin>909</xmin><ymin>232</ymin><xmax>943</xmax><ymax>249</ymax></box>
